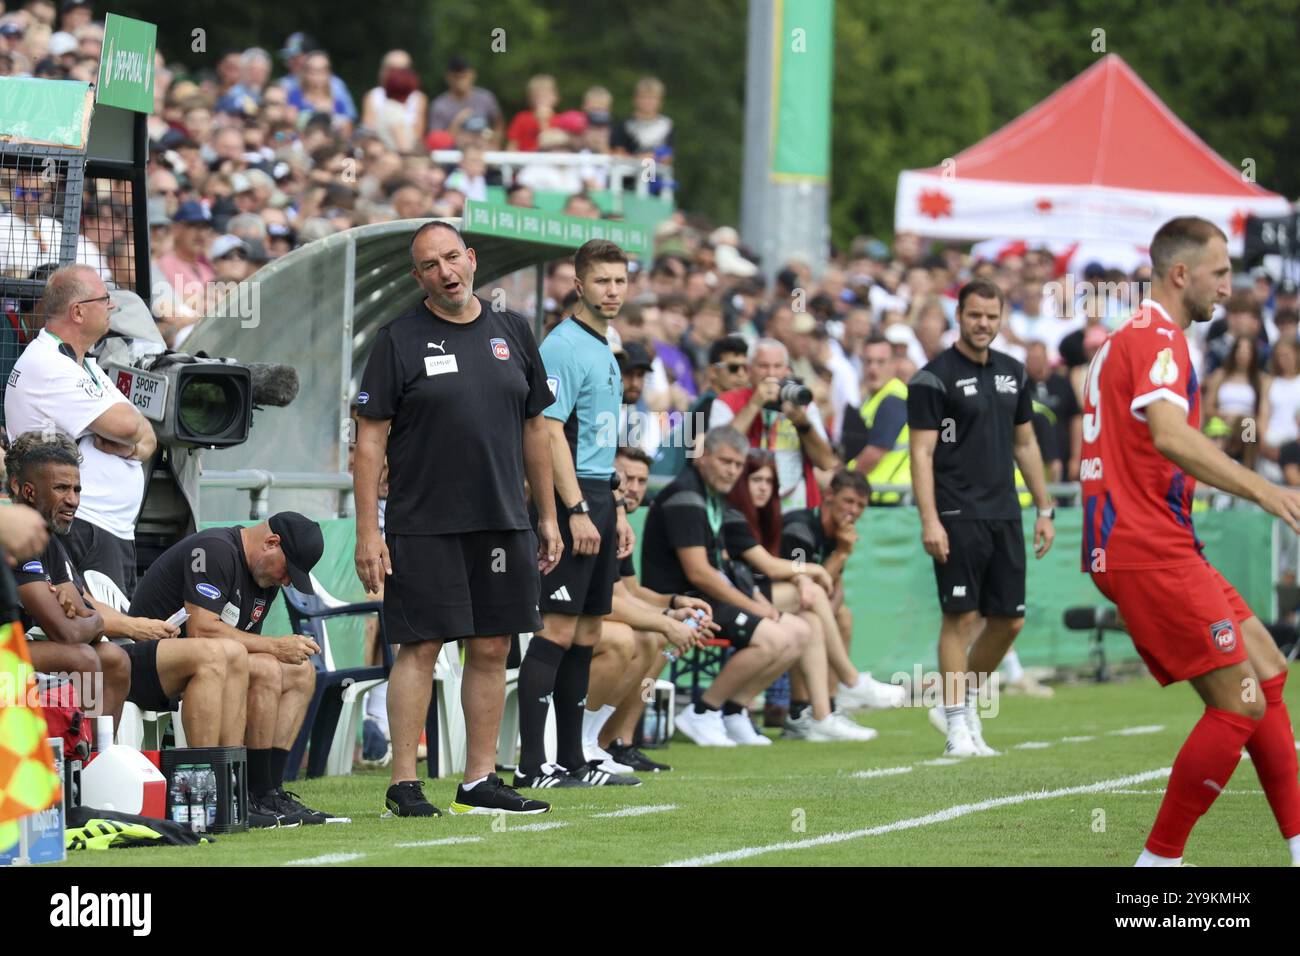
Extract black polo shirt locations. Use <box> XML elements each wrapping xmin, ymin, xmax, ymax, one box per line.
<box><xmin>640</xmin><ymin>463</ymin><xmax>727</xmax><ymax>595</ymax></box>
<box><xmin>907</xmin><ymin>345</ymin><xmax>1033</xmax><ymax>520</ymax></box>
<box><xmin>780</xmin><ymin>507</ymin><xmax>834</xmax><ymax>564</ymax></box>
<box><xmin>129</xmin><ymin>526</ymin><xmax>277</xmax><ymax>635</ymax></box>
<box><xmin>357</xmin><ymin>295</ymin><xmax>553</xmax><ymax>535</ymax></box>
<box><xmin>1028</xmin><ymin>371</ymin><xmax>1079</xmax><ymax>468</ymax></box>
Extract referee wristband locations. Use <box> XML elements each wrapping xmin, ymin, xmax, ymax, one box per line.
<box><xmin>668</xmin><ymin>594</ymin><xmax>679</xmax><ymax>609</ymax></box>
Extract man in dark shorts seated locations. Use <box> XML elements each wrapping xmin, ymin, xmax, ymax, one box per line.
<box><xmin>639</xmin><ymin>426</ymin><xmax>809</xmax><ymax>747</ymax></box>
<box><xmin>9</xmin><ymin>430</ymin><xmax>248</xmax><ymax>745</ymax></box>
<box><xmin>130</xmin><ymin>510</ymin><xmax>333</xmax><ymax>828</ymax></box>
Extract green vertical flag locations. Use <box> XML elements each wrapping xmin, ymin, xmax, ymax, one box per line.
<box><xmin>96</xmin><ymin>13</ymin><xmax>156</xmax><ymax>114</ymax></box>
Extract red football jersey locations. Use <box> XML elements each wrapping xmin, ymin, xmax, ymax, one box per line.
<box><xmin>1079</xmin><ymin>300</ymin><xmax>1203</xmax><ymax>571</ymax></box>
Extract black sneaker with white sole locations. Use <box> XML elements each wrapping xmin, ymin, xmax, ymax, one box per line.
<box><xmin>512</xmin><ymin>764</ymin><xmax>591</xmax><ymax>789</ymax></box>
<box><xmin>247</xmin><ymin>794</ymin><xmax>301</xmax><ymax>828</ymax></box>
<box><xmin>449</xmin><ymin>774</ymin><xmax>551</xmax><ymax>814</ymax></box>
<box><xmin>607</xmin><ymin>739</ymin><xmax>672</xmax><ymax>773</ymax></box>
<box><xmin>267</xmin><ymin>786</ymin><xmax>340</xmax><ymax>825</ymax></box>
<box><xmin>384</xmin><ymin>779</ymin><xmax>443</xmax><ymax>818</ymax></box>
<box><xmin>571</xmin><ymin>760</ymin><xmax>642</xmax><ymax>787</ymax></box>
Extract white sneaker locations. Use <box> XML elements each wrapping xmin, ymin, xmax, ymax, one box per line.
<box><xmin>830</xmin><ymin>710</ymin><xmax>879</xmax><ymax>741</ymax></box>
<box><xmin>723</xmin><ymin>712</ymin><xmax>772</xmax><ymax>746</ymax></box>
<box><xmin>965</xmin><ymin>708</ymin><xmax>1000</xmax><ymax>756</ymax></box>
<box><xmin>928</xmin><ymin>706</ymin><xmax>948</xmax><ymax>735</ymax></box>
<box><xmin>781</xmin><ymin>711</ymin><xmax>812</xmax><ymax>740</ymax></box>
<box><xmin>584</xmin><ymin>740</ymin><xmax>634</xmax><ymax>774</ymax></box>
<box><xmin>838</xmin><ymin>673</ymin><xmax>908</xmax><ymax>711</ymax></box>
<box><xmin>675</xmin><ymin>707</ymin><xmax>737</xmax><ymax>747</ymax></box>
<box><xmin>806</xmin><ymin>715</ymin><xmax>849</xmax><ymax>741</ymax></box>
<box><xmin>944</xmin><ymin>723</ymin><xmax>980</xmax><ymax>757</ymax></box>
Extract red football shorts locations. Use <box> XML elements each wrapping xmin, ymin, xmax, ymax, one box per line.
<box><xmin>1090</xmin><ymin>561</ymin><xmax>1251</xmax><ymax>686</ymax></box>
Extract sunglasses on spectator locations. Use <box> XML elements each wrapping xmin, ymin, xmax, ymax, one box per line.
<box><xmin>217</xmin><ymin>249</ymin><xmax>248</xmax><ymax>261</ymax></box>
<box><xmin>14</xmin><ymin>186</ymin><xmax>43</xmax><ymax>199</ymax></box>
<box><xmin>713</xmin><ymin>361</ymin><xmax>748</xmax><ymax>374</ymax></box>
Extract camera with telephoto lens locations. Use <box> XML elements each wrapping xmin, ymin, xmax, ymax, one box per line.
<box><xmin>765</xmin><ymin>377</ymin><xmax>813</xmax><ymax>411</ymax></box>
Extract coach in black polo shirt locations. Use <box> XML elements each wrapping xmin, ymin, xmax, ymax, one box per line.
<box><xmin>907</xmin><ymin>278</ymin><xmax>1055</xmax><ymax>759</ymax></box>
<box><xmin>354</xmin><ymin>220</ymin><xmax>560</xmax><ymax>818</ymax></box>
<box><xmin>129</xmin><ymin>510</ymin><xmax>332</xmax><ymax>825</ymax></box>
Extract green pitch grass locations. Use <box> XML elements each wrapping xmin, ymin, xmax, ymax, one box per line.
<box><xmin>58</xmin><ymin>665</ymin><xmax>1300</xmax><ymax>867</ymax></box>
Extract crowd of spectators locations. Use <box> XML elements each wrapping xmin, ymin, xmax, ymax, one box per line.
<box><xmin>3</xmin><ymin>6</ymin><xmax>1295</xmax><ymax>504</ymax></box>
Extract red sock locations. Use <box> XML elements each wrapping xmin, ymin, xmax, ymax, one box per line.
<box><xmin>1245</xmin><ymin>672</ymin><xmax>1300</xmax><ymax>840</ymax></box>
<box><xmin>1146</xmin><ymin>706</ymin><xmax>1258</xmax><ymax>858</ymax></box>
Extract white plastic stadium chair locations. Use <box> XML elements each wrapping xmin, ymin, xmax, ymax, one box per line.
<box><xmin>431</xmin><ymin>641</ymin><xmax>467</xmax><ymax>777</ymax></box>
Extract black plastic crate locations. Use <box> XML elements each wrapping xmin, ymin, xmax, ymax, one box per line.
<box><xmin>160</xmin><ymin>746</ymin><xmax>248</xmax><ymax>834</ymax></box>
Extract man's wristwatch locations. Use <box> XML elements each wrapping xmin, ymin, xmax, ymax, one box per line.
<box><xmin>1037</xmin><ymin>507</ymin><xmax>1055</xmax><ymax>520</ymax></box>
<box><xmin>567</xmin><ymin>500</ymin><xmax>591</xmax><ymax>516</ymax></box>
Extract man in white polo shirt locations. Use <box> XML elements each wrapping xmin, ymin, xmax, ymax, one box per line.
<box><xmin>4</xmin><ymin>264</ymin><xmax>157</xmax><ymax>595</ymax></box>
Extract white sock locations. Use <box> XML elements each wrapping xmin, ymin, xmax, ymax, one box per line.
<box><xmin>1002</xmin><ymin>650</ymin><xmax>1024</xmax><ymax>683</ymax></box>
<box><xmin>461</xmin><ymin>774</ymin><xmax>489</xmax><ymax>791</ymax></box>
<box><xmin>1135</xmin><ymin>849</ymin><xmax>1182</xmax><ymax>867</ymax></box>
<box><xmin>582</xmin><ymin>704</ymin><xmax>615</xmax><ymax>750</ymax></box>
<box><xmin>1288</xmin><ymin>834</ymin><xmax>1300</xmax><ymax>865</ymax></box>
<box><xmin>965</xmin><ymin>685</ymin><xmax>982</xmax><ymax>733</ymax></box>
<box><xmin>944</xmin><ymin>705</ymin><xmax>966</xmax><ymax>738</ymax></box>
<box><xmin>365</xmin><ymin>684</ymin><xmax>389</xmax><ymax>736</ymax></box>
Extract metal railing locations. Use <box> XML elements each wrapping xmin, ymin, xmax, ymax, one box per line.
<box><xmin>866</xmin><ymin>482</ymin><xmax>1260</xmax><ymax>508</ymax></box>
<box><xmin>199</xmin><ymin>470</ymin><xmax>355</xmax><ymax>520</ymax></box>
<box><xmin>429</xmin><ymin>149</ymin><xmax>674</xmax><ymax>212</ymax></box>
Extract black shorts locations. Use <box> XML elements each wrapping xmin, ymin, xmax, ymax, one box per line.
<box><xmin>65</xmin><ymin>517</ymin><xmax>137</xmax><ymax>598</ymax></box>
<box><xmin>689</xmin><ymin>593</ymin><xmax>762</xmax><ymax>649</ymax></box>
<box><xmin>123</xmin><ymin>640</ymin><xmax>177</xmax><ymax>712</ymax></box>
<box><xmin>536</xmin><ymin>478</ymin><xmax>620</xmax><ymax>618</ymax></box>
<box><xmin>384</xmin><ymin>530</ymin><xmax>542</xmax><ymax>644</ymax></box>
<box><xmin>933</xmin><ymin>518</ymin><xmax>1026</xmax><ymax>618</ymax></box>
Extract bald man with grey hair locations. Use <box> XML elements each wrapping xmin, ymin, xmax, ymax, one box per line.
<box><xmin>4</xmin><ymin>264</ymin><xmax>157</xmax><ymax>595</ymax></box>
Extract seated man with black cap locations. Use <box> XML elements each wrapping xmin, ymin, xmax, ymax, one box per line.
<box><xmin>129</xmin><ymin>510</ymin><xmax>337</xmax><ymax>828</ymax></box>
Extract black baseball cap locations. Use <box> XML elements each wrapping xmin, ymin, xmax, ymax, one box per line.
<box><xmin>268</xmin><ymin>511</ymin><xmax>324</xmax><ymax>593</ymax></box>
<box><xmin>620</xmin><ymin>341</ymin><xmax>654</xmax><ymax>373</ymax></box>
<box><xmin>446</xmin><ymin>55</ymin><xmax>472</xmax><ymax>73</ymax></box>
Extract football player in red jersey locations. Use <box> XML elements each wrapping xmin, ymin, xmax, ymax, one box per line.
<box><xmin>1080</xmin><ymin>216</ymin><xmax>1300</xmax><ymax>866</ymax></box>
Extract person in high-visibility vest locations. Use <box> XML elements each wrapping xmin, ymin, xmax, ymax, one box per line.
<box><xmin>844</xmin><ymin>334</ymin><xmax>910</xmax><ymax>504</ymax></box>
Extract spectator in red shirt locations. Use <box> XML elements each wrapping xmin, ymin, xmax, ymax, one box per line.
<box><xmin>507</xmin><ymin>73</ymin><xmax>559</xmax><ymax>152</ymax></box>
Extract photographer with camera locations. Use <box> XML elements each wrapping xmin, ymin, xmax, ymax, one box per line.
<box><xmin>708</xmin><ymin>337</ymin><xmax>838</xmax><ymax>513</ymax></box>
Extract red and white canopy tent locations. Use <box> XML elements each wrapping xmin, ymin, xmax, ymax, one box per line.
<box><xmin>894</xmin><ymin>54</ymin><xmax>1292</xmax><ymax>260</ymax></box>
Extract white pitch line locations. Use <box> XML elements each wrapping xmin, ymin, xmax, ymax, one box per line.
<box><xmin>1104</xmin><ymin>788</ymin><xmax>1266</xmax><ymax>796</ymax></box>
<box><xmin>1110</xmin><ymin>725</ymin><xmax>1166</xmax><ymax>736</ymax></box>
<box><xmin>1060</xmin><ymin>735</ymin><xmax>1096</xmax><ymax>743</ymax></box>
<box><xmin>509</xmin><ymin>821</ymin><xmax>567</xmax><ymax>832</ymax></box>
<box><xmin>661</xmin><ymin>767</ymin><xmax>1172</xmax><ymax>867</ymax></box>
<box><xmin>394</xmin><ymin>836</ymin><xmax>485</xmax><ymax>848</ymax></box>
<box><xmin>919</xmin><ymin>758</ymin><xmax>961</xmax><ymax>766</ymax></box>
<box><xmin>1013</xmin><ymin>741</ymin><xmax>1052</xmax><ymax>750</ymax></box>
<box><xmin>283</xmin><ymin>852</ymin><xmax>366</xmax><ymax>866</ymax></box>
<box><xmin>851</xmin><ymin>766</ymin><xmax>914</xmax><ymax>779</ymax></box>
<box><xmin>592</xmin><ymin>804</ymin><xmax>679</xmax><ymax>818</ymax></box>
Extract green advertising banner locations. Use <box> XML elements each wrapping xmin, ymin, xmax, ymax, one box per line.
<box><xmin>95</xmin><ymin>14</ymin><xmax>156</xmax><ymax>114</ymax></box>
<box><xmin>771</xmin><ymin>0</ymin><xmax>833</xmax><ymax>182</ymax></box>
<box><xmin>463</xmin><ymin>200</ymin><xmax>652</xmax><ymax>260</ymax></box>
<box><xmin>0</xmin><ymin>78</ymin><xmax>93</xmax><ymax>146</ymax></box>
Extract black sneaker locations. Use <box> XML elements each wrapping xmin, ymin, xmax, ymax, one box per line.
<box><xmin>571</xmin><ymin>760</ymin><xmax>642</xmax><ymax>787</ymax></box>
<box><xmin>384</xmin><ymin>779</ymin><xmax>443</xmax><ymax>818</ymax></box>
<box><xmin>247</xmin><ymin>794</ymin><xmax>301</xmax><ymax>828</ymax></box>
<box><xmin>608</xmin><ymin>739</ymin><xmax>672</xmax><ymax>773</ymax></box>
<box><xmin>268</xmin><ymin>786</ymin><xmax>339</xmax><ymax>825</ymax></box>
<box><xmin>449</xmin><ymin>774</ymin><xmax>551</xmax><ymax>814</ymax></box>
<box><xmin>512</xmin><ymin>763</ymin><xmax>591</xmax><ymax>789</ymax></box>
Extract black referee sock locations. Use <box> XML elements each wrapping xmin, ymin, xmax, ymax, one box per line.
<box><xmin>270</xmin><ymin>747</ymin><xmax>290</xmax><ymax>789</ymax></box>
<box><xmin>721</xmin><ymin>701</ymin><xmax>745</xmax><ymax>716</ymax></box>
<box><xmin>789</xmin><ymin>700</ymin><xmax>810</xmax><ymax>720</ymax></box>
<box><xmin>247</xmin><ymin>748</ymin><xmax>273</xmax><ymax>798</ymax></box>
<box><xmin>554</xmin><ymin>644</ymin><xmax>594</xmax><ymax>772</ymax></box>
<box><xmin>518</xmin><ymin>636</ymin><xmax>566</xmax><ymax>773</ymax></box>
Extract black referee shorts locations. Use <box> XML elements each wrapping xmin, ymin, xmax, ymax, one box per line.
<box><xmin>123</xmin><ymin>640</ymin><xmax>177</xmax><ymax>712</ymax></box>
<box><xmin>932</xmin><ymin>518</ymin><xmax>1026</xmax><ymax>618</ymax></box>
<box><xmin>383</xmin><ymin>530</ymin><xmax>542</xmax><ymax>643</ymax></box>
<box><xmin>537</xmin><ymin>477</ymin><xmax>620</xmax><ymax>618</ymax></box>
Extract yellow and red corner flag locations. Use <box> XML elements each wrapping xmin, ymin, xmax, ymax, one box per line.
<box><xmin>0</xmin><ymin>620</ymin><xmax>61</xmax><ymax>843</ymax></box>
